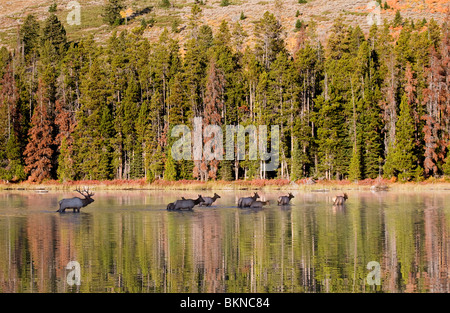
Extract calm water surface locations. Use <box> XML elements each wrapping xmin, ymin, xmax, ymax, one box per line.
<box><xmin>0</xmin><ymin>190</ymin><xmax>449</xmax><ymax>293</ymax></box>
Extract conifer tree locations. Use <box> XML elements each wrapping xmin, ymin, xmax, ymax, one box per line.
<box><xmin>2</xmin><ymin>133</ymin><xmax>26</xmax><ymax>181</ymax></box>
<box><xmin>254</xmin><ymin>11</ymin><xmax>286</xmax><ymax>69</ymax></box>
<box><xmin>314</xmin><ymin>93</ymin><xmax>349</xmax><ymax>180</ymax></box>
<box><xmin>57</xmin><ymin>136</ymin><xmax>74</xmax><ymax>182</ymax></box>
<box><xmin>55</xmin><ymin>98</ymin><xmax>75</xmax><ymax>181</ymax></box>
<box><xmin>202</xmin><ymin>58</ymin><xmax>225</xmax><ymax>180</ymax></box>
<box><xmin>23</xmin><ymin>79</ymin><xmax>55</xmax><ymax>182</ymax></box>
<box><xmin>393</xmin><ymin>10</ymin><xmax>403</xmax><ymax>27</ymax></box>
<box><xmin>103</xmin><ymin>0</ymin><xmax>124</xmax><ymax>26</ymax></box>
<box><xmin>41</xmin><ymin>14</ymin><xmax>67</xmax><ymax>55</ymax></box>
<box><xmin>19</xmin><ymin>14</ymin><xmax>40</xmax><ymax>59</ymax></box>
<box><xmin>383</xmin><ymin>94</ymin><xmax>417</xmax><ymax>180</ymax></box>
<box><xmin>164</xmin><ymin>148</ymin><xmax>177</xmax><ymax>181</ymax></box>
<box><xmin>348</xmin><ymin>145</ymin><xmax>362</xmax><ymax>181</ymax></box>
<box><xmin>73</xmin><ymin>58</ymin><xmax>113</xmax><ymax>180</ymax></box>
<box><xmin>188</xmin><ymin>4</ymin><xmax>203</xmax><ymax>39</ymax></box>
<box><xmin>423</xmin><ymin>21</ymin><xmax>448</xmax><ymax>177</ymax></box>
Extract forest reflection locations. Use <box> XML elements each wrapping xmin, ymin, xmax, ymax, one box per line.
<box><xmin>0</xmin><ymin>191</ymin><xmax>449</xmax><ymax>293</ymax></box>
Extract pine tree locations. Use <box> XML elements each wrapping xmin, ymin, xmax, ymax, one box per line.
<box><xmin>443</xmin><ymin>154</ymin><xmax>450</xmax><ymax>176</ymax></box>
<box><xmin>19</xmin><ymin>14</ymin><xmax>40</xmax><ymax>59</ymax></box>
<box><xmin>314</xmin><ymin>93</ymin><xmax>349</xmax><ymax>180</ymax></box>
<box><xmin>57</xmin><ymin>136</ymin><xmax>74</xmax><ymax>182</ymax></box>
<box><xmin>183</xmin><ymin>36</ymin><xmax>209</xmax><ymax>117</ymax></box>
<box><xmin>202</xmin><ymin>57</ymin><xmax>225</xmax><ymax>180</ymax></box>
<box><xmin>3</xmin><ymin>133</ymin><xmax>26</xmax><ymax>181</ymax></box>
<box><xmin>254</xmin><ymin>11</ymin><xmax>286</xmax><ymax>69</ymax></box>
<box><xmin>73</xmin><ymin>58</ymin><xmax>113</xmax><ymax>180</ymax></box>
<box><xmin>295</xmin><ymin>19</ymin><xmax>303</xmax><ymax>32</ymax></box>
<box><xmin>361</xmin><ymin>88</ymin><xmax>383</xmax><ymax>178</ymax></box>
<box><xmin>393</xmin><ymin>10</ymin><xmax>403</xmax><ymax>27</ymax></box>
<box><xmin>55</xmin><ymin>99</ymin><xmax>75</xmax><ymax>181</ymax></box>
<box><xmin>141</xmin><ymin>91</ymin><xmax>164</xmax><ymax>181</ymax></box>
<box><xmin>383</xmin><ymin>94</ymin><xmax>417</xmax><ymax>180</ymax></box>
<box><xmin>103</xmin><ymin>0</ymin><xmax>124</xmax><ymax>26</ymax></box>
<box><xmin>188</xmin><ymin>4</ymin><xmax>203</xmax><ymax>39</ymax></box>
<box><xmin>119</xmin><ymin>76</ymin><xmax>140</xmax><ymax>179</ymax></box>
<box><xmin>423</xmin><ymin>22</ymin><xmax>449</xmax><ymax>176</ymax></box>
<box><xmin>348</xmin><ymin>146</ymin><xmax>362</xmax><ymax>181</ymax></box>
<box><xmin>0</xmin><ymin>64</ymin><xmax>17</xmax><ymax>143</ymax></box>
<box><xmin>164</xmin><ymin>148</ymin><xmax>177</xmax><ymax>181</ymax></box>
<box><xmin>41</xmin><ymin>14</ymin><xmax>67</xmax><ymax>54</ymax></box>
<box><xmin>23</xmin><ymin>79</ymin><xmax>55</xmax><ymax>182</ymax></box>
<box><xmin>292</xmin><ymin>41</ymin><xmax>323</xmax><ymax>178</ymax></box>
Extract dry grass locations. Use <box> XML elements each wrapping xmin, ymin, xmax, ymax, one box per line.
<box><xmin>2</xmin><ymin>177</ymin><xmax>450</xmax><ymax>191</ymax></box>
<box><xmin>0</xmin><ymin>0</ymin><xmax>447</xmax><ymax>51</ymax></box>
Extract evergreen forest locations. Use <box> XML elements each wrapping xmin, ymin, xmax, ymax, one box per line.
<box><xmin>0</xmin><ymin>5</ymin><xmax>449</xmax><ymax>183</ymax></box>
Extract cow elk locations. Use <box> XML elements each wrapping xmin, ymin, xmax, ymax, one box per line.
<box><xmin>277</xmin><ymin>193</ymin><xmax>294</xmax><ymax>206</ymax></box>
<box><xmin>237</xmin><ymin>192</ymin><xmax>260</xmax><ymax>208</ymax></box>
<box><xmin>332</xmin><ymin>193</ymin><xmax>348</xmax><ymax>206</ymax></box>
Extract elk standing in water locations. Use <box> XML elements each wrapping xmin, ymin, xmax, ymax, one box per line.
<box><xmin>238</xmin><ymin>192</ymin><xmax>260</xmax><ymax>208</ymax></box>
<box><xmin>199</xmin><ymin>193</ymin><xmax>221</xmax><ymax>207</ymax></box>
<box><xmin>58</xmin><ymin>188</ymin><xmax>95</xmax><ymax>213</ymax></box>
<box><xmin>277</xmin><ymin>193</ymin><xmax>294</xmax><ymax>205</ymax></box>
<box><xmin>167</xmin><ymin>202</ymin><xmax>175</xmax><ymax>210</ymax></box>
<box><xmin>332</xmin><ymin>193</ymin><xmax>348</xmax><ymax>205</ymax></box>
<box><xmin>168</xmin><ymin>195</ymin><xmax>205</xmax><ymax>211</ymax></box>
<box><xmin>250</xmin><ymin>200</ymin><xmax>270</xmax><ymax>208</ymax></box>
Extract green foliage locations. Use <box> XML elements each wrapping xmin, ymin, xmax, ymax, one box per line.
<box><xmin>48</xmin><ymin>2</ymin><xmax>57</xmax><ymax>13</ymax></box>
<box><xmin>103</xmin><ymin>0</ymin><xmax>124</xmax><ymax>26</ymax></box>
<box><xmin>0</xmin><ymin>12</ymin><xmax>447</xmax><ymax>183</ymax></box>
<box><xmin>393</xmin><ymin>10</ymin><xmax>403</xmax><ymax>27</ymax></box>
<box><xmin>221</xmin><ymin>0</ymin><xmax>230</xmax><ymax>6</ymax></box>
<box><xmin>160</xmin><ymin>0</ymin><xmax>171</xmax><ymax>8</ymax></box>
<box><xmin>295</xmin><ymin>19</ymin><xmax>303</xmax><ymax>31</ymax></box>
<box><xmin>20</xmin><ymin>15</ymin><xmax>40</xmax><ymax>58</ymax></box>
<box><xmin>73</xmin><ymin>58</ymin><xmax>113</xmax><ymax>180</ymax></box>
<box><xmin>164</xmin><ymin>149</ymin><xmax>177</xmax><ymax>181</ymax></box>
<box><xmin>254</xmin><ymin>11</ymin><xmax>286</xmax><ymax>69</ymax></box>
<box><xmin>443</xmin><ymin>155</ymin><xmax>450</xmax><ymax>176</ymax></box>
<box><xmin>383</xmin><ymin>95</ymin><xmax>418</xmax><ymax>181</ymax></box>
<box><xmin>41</xmin><ymin>14</ymin><xmax>67</xmax><ymax>54</ymax></box>
<box><xmin>348</xmin><ymin>146</ymin><xmax>362</xmax><ymax>181</ymax></box>
<box><xmin>57</xmin><ymin>136</ymin><xmax>75</xmax><ymax>182</ymax></box>
<box><xmin>171</xmin><ymin>19</ymin><xmax>180</xmax><ymax>33</ymax></box>
<box><xmin>1</xmin><ymin>134</ymin><xmax>26</xmax><ymax>181</ymax></box>
<box><xmin>314</xmin><ymin>94</ymin><xmax>350</xmax><ymax>179</ymax></box>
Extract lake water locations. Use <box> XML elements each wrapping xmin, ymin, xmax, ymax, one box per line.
<box><xmin>0</xmin><ymin>190</ymin><xmax>449</xmax><ymax>293</ymax></box>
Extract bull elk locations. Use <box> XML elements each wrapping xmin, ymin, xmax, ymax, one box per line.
<box><xmin>57</xmin><ymin>187</ymin><xmax>95</xmax><ymax>213</ymax></box>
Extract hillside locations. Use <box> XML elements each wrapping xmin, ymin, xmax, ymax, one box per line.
<box><xmin>0</xmin><ymin>0</ymin><xmax>448</xmax><ymax>51</ymax></box>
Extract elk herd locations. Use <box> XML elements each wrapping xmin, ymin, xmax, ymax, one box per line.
<box><xmin>56</xmin><ymin>188</ymin><xmax>349</xmax><ymax>213</ymax></box>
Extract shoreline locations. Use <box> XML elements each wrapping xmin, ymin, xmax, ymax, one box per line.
<box><xmin>2</xmin><ymin>178</ymin><xmax>450</xmax><ymax>192</ymax></box>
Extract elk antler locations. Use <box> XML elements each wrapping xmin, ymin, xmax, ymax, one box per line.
<box><xmin>75</xmin><ymin>187</ymin><xmax>94</xmax><ymax>198</ymax></box>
